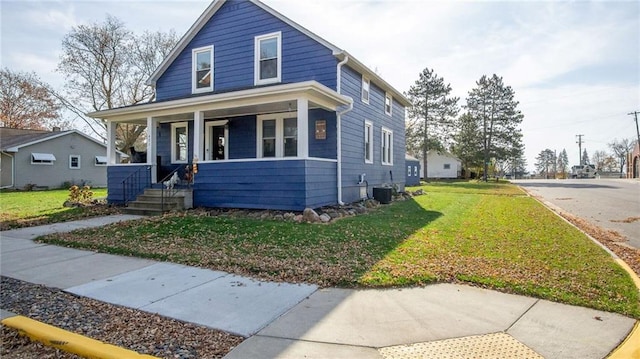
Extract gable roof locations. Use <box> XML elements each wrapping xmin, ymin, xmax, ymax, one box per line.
<box><xmin>146</xmin><ymin>0</ymin><xmax>410</xmax><ymax>107</ymax></box>
<box><xmin>0</xmin><ymin>128</ymin><xmax>113</xmax><ymax>153</ymax></box>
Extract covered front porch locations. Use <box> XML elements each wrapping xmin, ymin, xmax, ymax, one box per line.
<box><xmin>90</xmin><ymin>81</ymin><xmax>352</xmax><ymax>210</ymax></box>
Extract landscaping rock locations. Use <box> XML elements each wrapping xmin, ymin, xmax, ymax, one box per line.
<box><xmin>302</xmin><ymin>208</ymin><xmax>320</xmax><ymax>223</ymax></box>
<box><xmin>319</xmin><ymin>213</ymin><xmax>331</xmax><ymax>223</ymax></box>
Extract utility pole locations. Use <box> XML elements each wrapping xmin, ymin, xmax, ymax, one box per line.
<box><xmin>628</xmin><ymin>111</ymin><xmax>640</xmax><ymax>148</ymax></box>
<box><xmin>576</xmin><ymin>134</ymin><xmax>584</xmax><ymax>165</ymax></box>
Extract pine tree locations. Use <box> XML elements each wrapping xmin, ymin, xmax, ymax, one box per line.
<box><xmin>557</xmin><ymin>149</ymin><xmax>569</xmax><ymax>177</ymax></box>
<box><xmin>406</xmin><ymin>68</ymin><xmax>459</xmax><ymax>179</ymax></box>
<box><xmin>463</xmin><ymin>74</ymin><xmax>524</xmax><ymax>181</ymax></box>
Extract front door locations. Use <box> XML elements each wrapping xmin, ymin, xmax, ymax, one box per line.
<box><xmin>205</xmin><ymin>120</ymin><xmax>228</xmax><ymax>161</ymax></box>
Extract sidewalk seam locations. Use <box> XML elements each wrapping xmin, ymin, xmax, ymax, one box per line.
<box><xmin>506</xmin><ymin>299</ymin><xmax>539</xmax><ymax>332</ymax></box>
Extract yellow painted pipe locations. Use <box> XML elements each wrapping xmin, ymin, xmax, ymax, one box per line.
<box><xmin>2</xmin><ymin>315</ymin><xmax>158</xmax><ymax>359</ymax></box>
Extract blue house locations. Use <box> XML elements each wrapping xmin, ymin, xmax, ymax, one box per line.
<box><xmin>89</xmin><ymin>0</ymin><xmax>410</xmax><ymax>211</ymax></box>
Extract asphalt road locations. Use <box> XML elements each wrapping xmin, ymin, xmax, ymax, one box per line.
<box><xmin>513</xmin><ymin>179</ymin><xmax>640</xmax><ymax>249</ymax></box>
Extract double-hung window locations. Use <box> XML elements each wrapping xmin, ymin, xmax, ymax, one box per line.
<box><xmin>364</xmin><ymin>120</ymin><xmax>373</xmax><ymax>163</ymax></box>
<box><xmin>385</xmin><ymin>93</ymin><xmax>392</xmax><ymax>116</ymax></box>
<box><xmin>381</xmin><ymin>127</ymin><xmax>393</xmax><ymax>165</ymax></box>
<box><xmin>257</xmin><ymin>112</ymin><xmax>297</xmax><ymax>158</ymax></box>
<box><xmin>69</xmin><ymin>155</ymin><xmax>81</xmax><ymax>169</ymax></box>
<box><xmin>171</xmin><ymin>122</ymin><xmax>188</xmax><ymax>163</ymax></box>
<box><xmin>192</xmin><ymin>45</ymin><xmax>213</xmax><ymax>93</ymax></box>
<box><xmin>361</xmin><ymin>76</ymin><xmax>370</xmax><ymax>104</ymax></box>
<box><xmin>255</xmin><ymin>32</ymin><xmax>281</xmax><ymax>85</ymax></box>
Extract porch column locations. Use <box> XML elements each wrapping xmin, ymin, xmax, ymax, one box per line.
<box><xmin>146</xmin><ymin>116</ymin><xmax>157</xmax><ymax>183</ymax></box>
<box><xmin>193</xmin><ymin>111</ymin><xmax>204</xmax><ymax>162</ymax></box>
<box><xmin>297</xmin><ymin>97</ymin><xmax>309</xmax><ymax>158</ymax></box>
<box><xmin>106</xmin><ymin>120</ymin><xmax>117</xmax><ymax>164</ymax></box>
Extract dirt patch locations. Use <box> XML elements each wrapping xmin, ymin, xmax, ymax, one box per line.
<box><xmin>611</xmin><ymin>216</ymin><xmax>640</xmax><ymax>223</ymax></box>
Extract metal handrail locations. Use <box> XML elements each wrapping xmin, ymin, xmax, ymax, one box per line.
<box><xmin>159</xmin><ymin>164</ymin><xmax>194</xmax><ymax>212</ymax></box>
<box><xmin>122</xmin><ymin>165</ymin><xmax>151</xmax><ymax>205</ymax></box>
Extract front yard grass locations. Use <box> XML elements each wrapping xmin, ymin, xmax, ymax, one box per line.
<box><xmin>38</xmin><ymin>181</ymin><xmax>639</xmax><ymax>318</ymax></box>
<box><xmin>0</xmin><ymin>188</ymin><xmax>117</xmax><ymax>230</ymax></box>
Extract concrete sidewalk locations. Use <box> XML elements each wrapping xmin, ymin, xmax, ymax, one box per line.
<box><xmin>1</xmin><ymin>215</ymin><xmax>637</xmax><ymax>358</ymax></box>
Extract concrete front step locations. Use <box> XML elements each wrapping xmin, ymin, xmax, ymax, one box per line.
<box><xmin>124</xmin><ymin>188</ymin><xmax>192</xmax><ymax>216</ymax></box>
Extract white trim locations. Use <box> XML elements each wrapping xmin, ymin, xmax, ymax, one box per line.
<box><xmin>364</xmin><ymin>120</ymin><xmax>373</xmax><ymax>164</ymax></box>
<box><xmin>192</xmin><ymin>45</ymin><xmax>214</xmax><ymax>93</ymax></box>
<box><xmin>381</xmin><ymin>127</ymin><xmax>393</xmax><ymax>166</ymax></box>
<box><xmin>256</xmin><ymin>111</ymin><xmax>297</xmax><ymax>158</ymax></box>
<box><xmin>254</xmin><ymin>31</ymin><xmax>282</xmax><ymax>85</ymax></box>
<box><xmin>31</xmin><ymin>153</ymin><xmax>55</xmax><ymax>165</ymax></box>
<box><xmin>95</xmin><ymin>156</ymin><xmax>108</xmax><ymax>166</ymax></box>
<box><xmin>171</xmin><ymin>122</ymin><xmax>189</xmax><ymax>163</ymax></box>
<box><xmin>361</xmin><ymin>76</ymin><xmax>370</xmax><ymax>104</ymax></box>
<box><xmin>385</xmin><ymin>92</ymin><xmax>392</xmax><ymax>116</ymax></box>
<box><xmin>205</xmin><ymin>120</ymin><xmax>229</xmax><ymax>161</ymax></box>
<box><xmin>69</xmin><ymin>154</ymin><xmax>81</xmax><ymax>169</ymax></box>
<box><xmin>88</xmin><ymin>81</ymin><xmax>350</xmax><ymax>121</ymax></box>
<box><xmin>198</xmin><ymin>156</ymin><xmax>337</xmax><ymax>164</ymax></box>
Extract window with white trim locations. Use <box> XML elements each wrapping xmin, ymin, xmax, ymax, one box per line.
<box><xmin>31</xmin><ymin>153</ymin><xmax>55</xmax><ymax>165</ymax></box>
<box><xmin>192</xmin><ymin>45</ymin><xmax>213</xmax><ymax>93</ymax></box>
<box><xmin>444</xmin><ymin>163</ymin><xmax>451</xmax><ymax>170</ymax></box>
<box><xmin>407</xmin><ymin>166</ymin><xmax>411</xmax><ymax>176</ymax></box>
<box><xmin>381</xmin><ymin>127</ymin><xmax>393</xmax><ymax>165</ymax></box>
<box><xmin>364</xmin><ymin>120</ymin><xmax>373</xmax><ymax>163</ymax></box>
<box><xmin>69</xmin><ymin>155</ymin><xmax>81</xmax><ymax>169</ymax></box>
<box><xmin>171</xmin><ymin>122</ymin><xmax>188</xmax><ymax>163</ymax></box>
<box><xmin>254</xmin><ymin>32</ymin><xmax>281</xmax><ymax>85</ymax></box>
<box><xmin>414</xmin><ymin>166</ymin><xmax>418</xmax><ymax>176</ymax></box>
<box><xmin>95</xmin><ymin>156</ymin><xmax>107</xmax><ymax>166</ymax></box>
<box><xmin>385</xmin><ymin>92</ymin><xmax>392</xmax><ymax>116</ymax></box>
<box><xmin>361</xmin><ymin>76</ymin><xmax>370</xmax><ymax>104</ymax></box>
<box><xmin>257</xmin><ymin>112</ymin><xmax>297</xmax><ymax>158</ymax></box>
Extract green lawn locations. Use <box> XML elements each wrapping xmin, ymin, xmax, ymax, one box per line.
<box><xmin>0</xmin><ymin>188</ymin><xmax>116</xmax><ymax>230</ymax></box>
<box><xmin>38</xmin><ymin>182</ymin><xmax>639</xmax><ymax>318</ymax></box>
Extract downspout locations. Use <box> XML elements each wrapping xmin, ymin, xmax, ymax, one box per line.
<box><xmin>0</xmin><ymin>151</ymin><xmax>15</xmax><ymax>189</ymax></box>
<box><xmin>336</xmin><ymin>54</ymin><xmax>353</xmax><ymax>205</ymax></box>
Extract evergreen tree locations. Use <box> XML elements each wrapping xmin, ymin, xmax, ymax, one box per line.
<box><xmin>452</xmin><ymin>112</ymin><xmax>483</xmax><ymax>178</ymax></box>
<box><xmin>582</xmin><ymin>149</ymin><xmax>590</xmax><ymax>165</ymax></box>
<box><xmin>557</xmin><ymin>149</ymin><xmax>569</xmax><ymax>177</ymax></box>
<box><xmin>463</xmin><ymin>74</ymin><xmax>524</xmax><ymax>181</ymax></box>
<box><xmin>535</xmin><ymin>149</ymin><xmax>556</xmax><ymax>179</ymax></box>
<box><xmin>406</xmin><ymin>68</ymin><xmax>459</xmax><ymax>179</ymax></box>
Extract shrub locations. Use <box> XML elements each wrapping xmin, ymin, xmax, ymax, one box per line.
<box><xmin>67</xmin><ymin>185</ymin><xmax>93</xmax><ymax>204</ymax></box>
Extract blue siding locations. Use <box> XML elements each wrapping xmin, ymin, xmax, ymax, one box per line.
<box><xmin>156</xmin><ymin>0</ymin><xmax>337</xmax><ymax>101</ymax></box>
<box><xmin>193</xmin><ymin>159</ymin><xmax>336</xmax><ymax>210</ymax></box>
<box><xmin>308</xmin><ymin>109</ymin><xmax>336</xmax><ymax>159</ymax></box>
<box><xmin>107</xmin><ymin>165</ymin><xmax>152</xmax><ymax>204</ymax></box>
<box><xmin>339</xmin><ymin>65</ymin><xmax>406</xmax><ymax>203</ymax></box>
<box><xmin>227</xmin><ymin>115</ymin><xmax>256</xmax><ymax>159</ymax></box>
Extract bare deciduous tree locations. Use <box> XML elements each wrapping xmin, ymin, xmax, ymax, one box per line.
<box><xmin>609</xmin><ymin>138</ymin><xmax>634</xmax><ymax>174</ymax></box>
<box><xmin>57</xmin><ymin>15</ymin><xmax>178</xmax><ymax>151</ymax></box>
<box><xmin>0</xmin><ymin>68</ymin><xmax>64</xmax><ymax>130</ymax></box>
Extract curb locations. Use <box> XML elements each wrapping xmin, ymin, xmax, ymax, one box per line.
<box><xmin>2</xmin><ymin>315</ymin><xmax>158</xmax><ymax>359</ymax></box>
<box><xmin>517</xmin><ymin>186</ymin><xmax>640</xmax><ymax>359</ymax></box>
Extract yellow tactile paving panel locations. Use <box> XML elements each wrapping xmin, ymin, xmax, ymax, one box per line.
<box><xmin>379</xmin><ymin>332</ymin><xmax>543</xmax><ymax>359</ymax></box>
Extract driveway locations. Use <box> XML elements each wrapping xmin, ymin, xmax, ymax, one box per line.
<box><xmin>513</xmin><ymin>179</ymin><xmax>640</xmax><ymax>249</ymax></box>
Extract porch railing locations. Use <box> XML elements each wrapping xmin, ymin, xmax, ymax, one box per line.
<box><xmin>122</xmin><ymin>165</ymin><xmax>151</xmax><ymax>205</ymax></box>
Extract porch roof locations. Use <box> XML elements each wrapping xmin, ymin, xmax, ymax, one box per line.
<box><xmin>87</xmin><ymin>81</ymin><xmax>352</xmax><ymax>122</ymax></box>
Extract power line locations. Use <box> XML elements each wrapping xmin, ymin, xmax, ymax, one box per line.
<box><xmin>628</xmin><ymin>111</ymin><xmax>640</xmax><ymax>148</ymax></box>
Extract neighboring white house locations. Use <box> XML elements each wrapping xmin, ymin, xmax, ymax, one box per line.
<box><xmin>0</xmin><ymin>127</ymin><xmax>126</xmax><ymax>189</ymax></box>
<box><xmin>422</xmin><ymin>150</ymin><xmax>462</xmax><ymax>179</ymax></box>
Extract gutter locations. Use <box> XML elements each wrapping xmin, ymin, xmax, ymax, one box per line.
<box><xmin>336</xmin><ymin>54</ymin><xmax>354</xmax><ymax>205</ymax></box>
<box><xmin>0</xmin><ymin>151</ymin><xmax>14</xmax><ymax>189</ymax></box>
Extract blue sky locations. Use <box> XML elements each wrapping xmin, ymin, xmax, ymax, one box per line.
<box><xmin>2</xmin><ymin>0</ymin><xmax>638</xmax><ymax>171</ymax></box>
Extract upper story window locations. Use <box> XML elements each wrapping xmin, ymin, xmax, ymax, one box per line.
<box><xmin>255</xmin><ymin>32</ymin><xmax>281</xmax><ymax>85</ymax></box>
<box><xmin>69</xmin><ymin>155</ymin><xmax>81</xmax><ymax>169</ymax></box>
<box><xmin>364</xmin><ymin>120</ymin><xmax>373</xmax><ymax>164</ymax></box>
<box><xmin>385</xmin><ymin>92</ymin><xmax>392</xmax><ymax>116</ymax></box>
<box><xmin>257</xmin><ymin>112</ymin><xmax>297</xmax><ymax>158</ymax></box>
<box><xmin>361</xmin><ymin>76</ymin><xmax>370</xmax><ymax>104</ymax></box>
<box><xmin>171</xmin><ymin>122</ymin><xmax>188</xmax><ymax>163</ymax></box>
<box><xmin>192</xmin><ymin>45</ymin><xmax>214</xmax><ymax>93</ymax></box>
<box><xmin>381</xmin><ymin>127</ymin><xmax>393</xmax><ymax>166</ymax></box>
